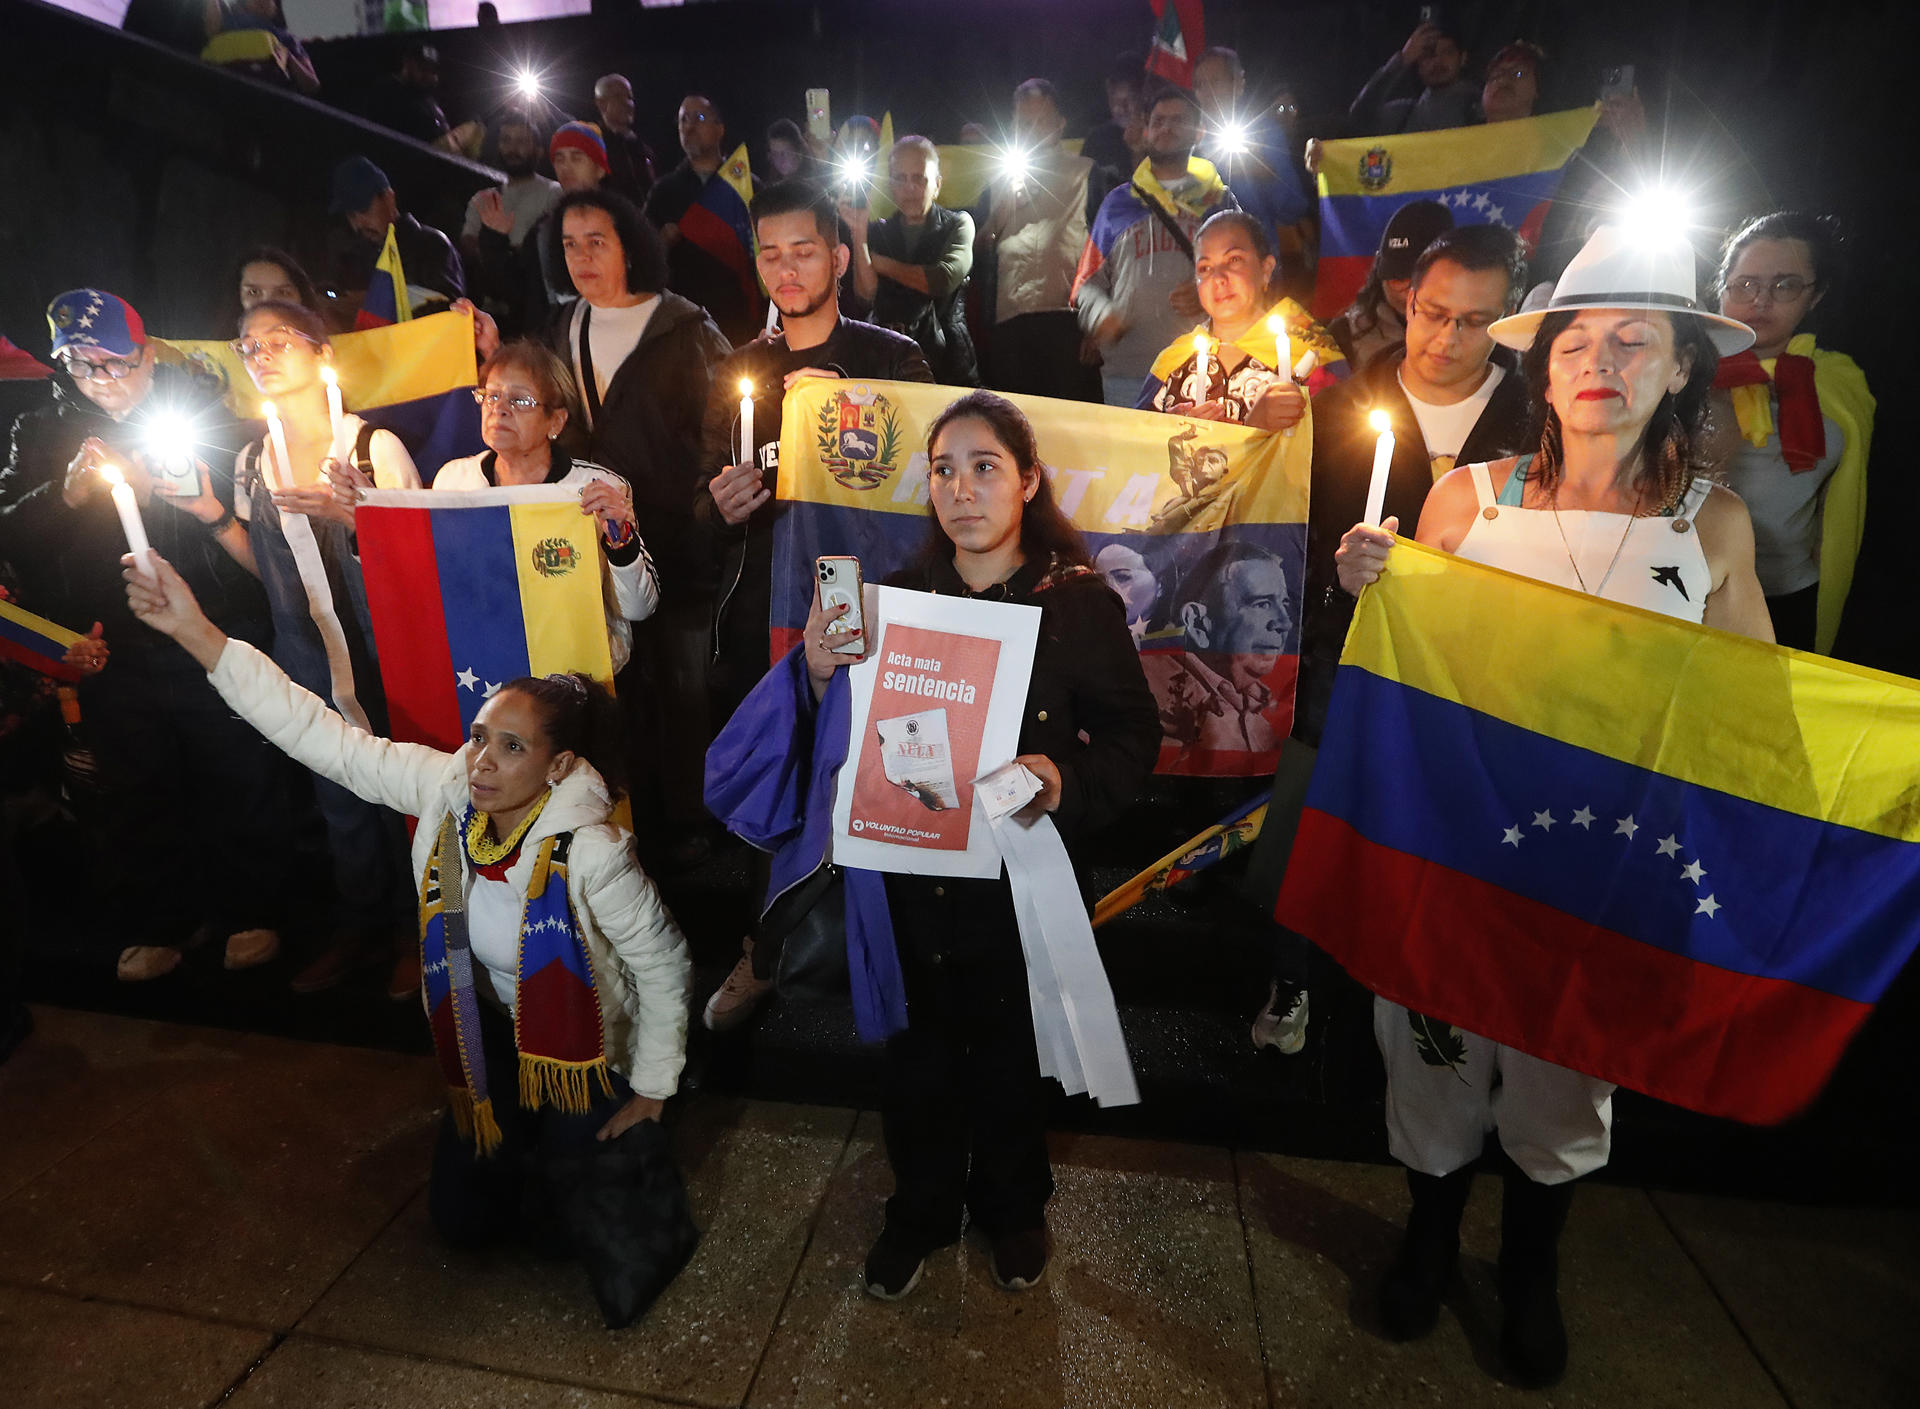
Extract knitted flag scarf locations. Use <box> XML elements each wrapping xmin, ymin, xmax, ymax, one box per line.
<box><xmin>419</xmin><ymin>802</ymin><xmax>612</xmax><ymax>1155</ymax></box>
<box><xmin>1713</xmin><ymin>332</ymin><xmax>1826</xmax><ymax>472</ymax></box>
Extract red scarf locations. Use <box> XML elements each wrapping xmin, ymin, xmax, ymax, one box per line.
<box><xmin>1713</xmin><ymin>349</ymin><xmax>1825</xmax><ymax>472</ymax></box>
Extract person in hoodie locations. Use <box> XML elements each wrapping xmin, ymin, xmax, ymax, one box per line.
<box><xmin>122</xmin><ymin>551</ymin><xmax>691</xmax><ymax>1284</ymax></box>
<box><xmin>1073</xmin><ymin>85</ymin><xmax>1238</xmax><ymax>406</ymax></box>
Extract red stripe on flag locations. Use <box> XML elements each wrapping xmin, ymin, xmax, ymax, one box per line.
<box><xmin>1310</xmin><ymin>255</ymin><xmax>1373</xmax><ymax>320</ymax></box>
<box><xmin>1277</xmin><ymin>809</ymin><xmax>1872</xmax><ymax>1125</ymax></box>
<box><xmin>358</xmin><ymin>506</ymin><xmax>462</xmax><ymax>748</ymax></box>
<box><xmin>677</xmin><ymin>203</ymin><xmax>752</xmax><ymax>277</ymax></box>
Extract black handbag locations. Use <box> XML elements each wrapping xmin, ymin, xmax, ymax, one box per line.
<box><xmin>542</xmin><ymin>1120</ymin><xmax>702</xmax><ymax>1330</ymax></box>
<box><xmin>751</xmin><ymin>863</ymin><xmax>851</xmax><ymax>1005</ymax></box>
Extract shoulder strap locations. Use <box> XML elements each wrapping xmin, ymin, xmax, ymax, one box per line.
<box><xmin>1129</xmin><ymin>181</ymin><xmax>1197</xmax><ymax>264</ymax></box>
<box><xmin>577</xmin><ymin>303</ymin><xmax>602</xmax><ymax>425</ymax></box>
<box><xmin>1678</xmin><ymin>476</ymin><xmax>1714</xmax><ymax>520</ymax></box>
<box><xmin>1467</xmin><ymin>461</ymin><xmax>1497</xmax><ymax>508</ymax></box>
<box><xmin>353</xmin><ymin>422</ymin><xmax>376</xmax><ymax>478</ymax></box>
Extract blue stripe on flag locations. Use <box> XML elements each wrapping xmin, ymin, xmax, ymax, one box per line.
<box><xmin>361</xmin><ymin>389</ymin><xmax>484</xmax><ymax>484</ymax></box>
<box><xmin>1320</xmin><ymin>167</ymin><xmax>1568</xmax><ymax>261</ymax></box>
<box><xmin>430</xmin><ymin>504</ymin><xmax>532</xmax><ymax>730</ymax></box>
<box><xmin>0</xmin><ymin>612</ymin><xmax>65</xmax><ymax>659</ymax></box>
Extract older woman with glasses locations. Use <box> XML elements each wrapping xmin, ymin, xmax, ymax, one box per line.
<box><xmin>1710</xmin><ymin>212</ymin><xmax>1875</xmax><ymax>653</ymax></box>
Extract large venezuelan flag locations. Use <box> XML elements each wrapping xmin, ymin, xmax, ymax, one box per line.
<box><xmin>354</xmin><ymin>487</ymin><xmax>614</xmax><ymax>751</ymax></box>
<box><xmin>680</xmin><ymin>143</ymin><xmax>759</xmax><ymax>313</ymax></box>
<box><xmin>1311</xmin><ymin>106</ymin><xmax>1599</xmax><ymax>319</ymax></box>
<box><xmin>156</xmin><ymin>310</ymin><xmax>482</xmax><ymax>481</ymax></box>
<box><xmin>1276</xmin><ymin>539</ymin><xmax>1920</xmax><ymax>1124</ymax></box>
<box><xmin>0</xmin><ymin>598</ymin><xmax>83</xmax><ymax>681</ymax></box>
<box><xmin>771</xmin><ymin>379</ymin><xmax>1310</xmax><ymax>777</ymax></box>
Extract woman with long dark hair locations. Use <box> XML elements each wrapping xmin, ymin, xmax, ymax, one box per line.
<box><xmin>122</xmin><ymin>551</ymin><xmax>691</xmax><ymax>1310</ymax></box>
<box><xmin>1333</xmin><ymin>223</ymin><xmax>1773</xmax><ymax>1387</ymax></box>
<box><xmin>801</xmin><ymin>390</ymin><xmax>1159</xmax><ymax>1300</ymax></box>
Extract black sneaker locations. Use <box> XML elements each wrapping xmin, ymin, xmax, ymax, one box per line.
<box><xmin>989</xmin><ymin>1227</ymin><xmax>1049</xmax><ymax>1291</ymax></box>
<box><xmin>863</xmin><ymin>1227</ymin><xmax>927</xmax><ymax>1300</ymax></box>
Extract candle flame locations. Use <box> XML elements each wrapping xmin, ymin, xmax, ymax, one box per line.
<box><xmin>100</xmin><ymin>462</ymin><xmax>126</xmax><ymax>487</ymax></box>
<box><xmin>1267</xmin><ymin>312</ymin><xmax>1287</xmax><ymax>334</ymax></box>
<box><xmin>1191</xmin><ymin>333</ymin><xmax>1209</xmax><ymax>354</ymax></box>
<box><xmin>1368</xmin><ymin>408</ymin><xmax>1392</xmax><ymax>434</ymax></box>
<box><xmin>260</xmin><ymin>399</ymin><xmax>278</xmax><ymax>420</ymax></box>
<box><xmin>738</xmin><ymin>378</ymin><xmax>753</xmax><ymax>397</ymax></box>
<box><xmin>319</xmin><ymin>366</ymin><xmax>338</xmax><ymax>387</ymax></box>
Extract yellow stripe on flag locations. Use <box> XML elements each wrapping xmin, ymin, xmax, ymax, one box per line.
<box><xmin>508</xmin><ymin>501</ymin><xmax>615</xmax><ymax>686</ymax></box>
<box><xmin>376</xmin><ymin>223</ymin><xmax>411</xmax><ymax>324</ymax></box>
<box><xmin>1346</xmin><ymin>538</ymin><xmax>1920</xmax><ymax>840</ymax></box>
<box><xmin>1316</xmin><ymin>106</ymin><xmax>1599</xmax><ymax>199</ymax></box>
<box><xmin>868</xmin><ymin>140</ymin><xmax>1083</xmax><ymax>217</ymax></box>
<box><xmin>776</xmin><ymin>378</ymin><xmax>1308</xmax><ymax>532</ymax></box>
<box><xmin>0</xmin><ymin>598</ymin><xmax>84</xmax><ymax>651</ymax></box>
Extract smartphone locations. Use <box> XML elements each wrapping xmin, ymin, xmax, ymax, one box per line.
<box><xmin>805</xmin><ymin>88</ymin><xmax>832</xmax><ymax>144</ymax></box>
<box><xmin>816</xmin><ymin>555</ymin><xmax>866</xmax><ymax>655</ymax></box>
<box><xmin>1599</xmin><ymin>64</ymin><xmax>1635</xmax><ymax>99</ymax></box>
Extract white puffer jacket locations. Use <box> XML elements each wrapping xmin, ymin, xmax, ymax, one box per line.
<box><xmin>208</xmin><ymin>638</ymin><xmax>691</xmax><ymax>1099</ymax></box>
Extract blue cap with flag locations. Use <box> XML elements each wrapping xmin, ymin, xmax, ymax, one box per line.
<box><xmin>46</xmin><ymin>289</ymin><xmax>146</xmax><ymax>359</ymax></box>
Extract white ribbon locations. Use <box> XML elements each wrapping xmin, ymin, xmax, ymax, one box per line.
<box><xmin>280</xmin><ymin>510</ymin><xmax>370</xmax><ymax>734</ymax></box>
<box><xmin>987</xmin><ymin>808</ymin><xmax>1139</xmax><ymax>1108</ymax></box>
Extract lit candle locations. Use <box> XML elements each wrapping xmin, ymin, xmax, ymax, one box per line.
<box><xmin>261</xmin><ymin>400</ymin><xmax>291</xmax><ymax>492</ymax></box>
<box><xmin>1265</xmin><ymin>310</ymin><xmax>1292</xmax><ymax>384</ymax></box>
<box><xmin>764</xmin><ymin>300</ymin><xmax>780</xmax><ymax>337</ymax></box>
<box><xmin>1191</xmin><ymin>332</ymin><xmax>1211</xmax><ymax>400</ymax></box>
<box><xmin>320</xmin><ymin>365</ymin><xmax>345</xmax><ymax>448</ymax></box>
<box><xmin>101</xmin><ymin>462</ymin><xmax>156</xmax><ymax>582</ymax></box>
<box><xmin>738</xmin><ymin>378</ymin><xmax>755</xmax><ymax>469</ymax></box>
<box><xmin>1364</xmin><ymin>408</ymin><xmax>1395</xmax><ymax>527</ymax></box>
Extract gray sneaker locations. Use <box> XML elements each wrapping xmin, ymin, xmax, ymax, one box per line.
<box><xmin>1251</xmin><ymin>982</ymin><xmax>1309</xmax><ymax>1055</ymax></box>
<box><xmin>702</xmin><ymin>939</ymin><xmax>774</xmax><ymax>1032</ymax></box>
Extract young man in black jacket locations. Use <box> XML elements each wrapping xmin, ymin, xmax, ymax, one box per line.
<box><xmin>697</xmin><ymin>179</ymin><xmax>931</xmax><ymax>1031</ymax></box>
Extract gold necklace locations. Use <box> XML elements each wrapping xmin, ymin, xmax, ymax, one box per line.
<box><xmin>465</xmin><ymin>790</ymin><xmax>550</xmax><ymax>865</ymax></box>
<box><xmin>1547</xmin><ymin>480</ymin><xmax>1644</xmax><ymax>597</ymax></box>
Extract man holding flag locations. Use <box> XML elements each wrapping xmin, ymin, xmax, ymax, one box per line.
<box><xmin>646</xmin><ymin>96</ymin><xmax>762</xmax><ymax>344</ymax></box>
<box><xmin>326</xmin><ymin>156</ymin><xmax>465</xmax><ymax>326</ymax></box>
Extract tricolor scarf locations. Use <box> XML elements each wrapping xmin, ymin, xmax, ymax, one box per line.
<box><xmin>420</xmin><ymin>806</ymin><xmax>612</xmax><ymax>1156</ymax></box>
<box><xmin>1130</xmin><ymin>154</ymin><xmax>1231</xmax><ymax>223</ymax></box>
<box><xmin>1713</xmin><ymin>339</ymin><xmax>1825</xmax><ymax>471</ymax></box>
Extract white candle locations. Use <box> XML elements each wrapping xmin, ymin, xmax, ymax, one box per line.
<box><xmin>737</xmin><ymin>378</ymin><xmax>755</xmax><ymax>469</ymax></box>
<box><xmin>101</xmin><ymin>463</ymin><xmax>156</xmax><ymax>582</ymax></box>
<box><xmin>1364</xmin><ymin>408</ymin><xmax>1395</xmax><ymax>527</ymax></box>
<box><xmin>1266</xmin><ymin>311</ymin><xmax>1292</xmax><ymax>384</ymax></box>
<box><xmin>320</xmin><ymin>365</ymin><xmax>345</xmax><ymax>448</ymax></box>
<box><xmin>1292</xmin><ymin>348</ymin><xmax>1319</xmax><ymax>382</ymax></box>
<box><xmin>261</xmin><ymin>400</ymin><xmax>291</xmax><ymax>492</ymax></box>
<box><xmin>1191</xmin><ymin>333</ymin><xmax>1211</xmax><ymax>399</ymax></box>
<box><xmin>764</xmin><ymin>300</ymin><xmax>780</xmax><ymax>336</ymax></box>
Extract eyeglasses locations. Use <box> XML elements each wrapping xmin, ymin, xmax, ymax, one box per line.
<box><xmin>472</xmin><ymin>389</ymin><xmax>548</xmax><ymax>414</ymax></box>
<box><xmin>1408</xmin><ymin>298</ymin><xmax>1498</xmax><ymax>334</ymax></box>
<box><xmin>229</xmin><ymin>328</ymin><xmax>323</xmax><ymax>362</ymax></box>
<box><xmin>1723</xmin><ymin>275</ymin><xmax>1814</xmax><ymax>303</ymax></box>
<box><xmin>59</xmin><ymin>348</ymin><xmax>145</xmax><ymax>382</ymax></box>
<box><xmin>1489</xmin><ymin>66</ymin><xmax>1533</xmax><ymax>81</ymax></box>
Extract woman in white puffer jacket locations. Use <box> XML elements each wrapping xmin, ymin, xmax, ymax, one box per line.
<box><xmin>123</xmin><ymin>549</ymin><xmax>690</xmax><ymax>1254</ymax></box>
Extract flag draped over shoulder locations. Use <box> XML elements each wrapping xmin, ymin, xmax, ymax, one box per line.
<box><xmin>1311</xmin><ymin>107</ymin><xmax>1600</xmax><ymax>319</ymax></box>
<box><xmin>155</xmin><ymin>310</ymin><xmax>482</xmax><ymax>479</ymax></box>
<box><xmin>1276</xmin><ymin>539</ymin><xmax>1920</xmax><ymax>1124</ymax></box>
<box><xmin>771</xmin><ymin>380</ymin><xmax>1310</xmax><ymax>777</ymax></box>
<box><xmin>0</xmin><ymin>598</ymin><xmax>83</xmax><ymax>681</ymax></box>
<box><xmin>680</xmin><ymin>143</ymin><xmax>758</xmax><ymax>311</ymax></box>
<box><xmin>355</xmin><ymin>223</ymin><xmax>411</xmax><ymax>330</ymax></box>
<box><xmin>354</xmin><ymin>487</ymin><xmax>614</xmax><ymax>751</ymax></box>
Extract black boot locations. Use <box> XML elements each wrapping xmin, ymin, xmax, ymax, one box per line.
<box><xmin>1378</xmin><ymin>1166</ymin><xmax>1473</xmax><ymax>1340</ymax></box>
<box><xmin>1498</xmin><ymin>1172</ymin><xmax>1576</xmax><ymax>1387</ymax></box>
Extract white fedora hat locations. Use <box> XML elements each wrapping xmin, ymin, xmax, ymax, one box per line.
<box><xmin>1489</xmin><ymin>222</ymin><xmax>1755</xmax><ymax>355</ymax></box>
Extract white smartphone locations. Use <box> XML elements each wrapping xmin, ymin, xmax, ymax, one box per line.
<box><xmin>805</xmin><ymin>88</ymin><xmax>832</xmax><ymax>145</ymax></box>
<box><xmin>816</xmin><ymin>555</ymin><xmax>865</xmax><ymax>654</ymax></box>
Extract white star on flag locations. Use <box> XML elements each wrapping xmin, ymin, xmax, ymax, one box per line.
<box><xmin>456</xmin><ymin>667</ymin><xmax>479</xmax><ymax>691</ymax></box>
<box><xmin>484</xmin><ymin>681</ymin><xmax>501</xmax><ymax>696</ymax></box>
<box><xmin>1615</xmin><ymin>815</ymin><xmax>1639</xmax><ymax>839</ymax></box>
<box><xmin>1471</xmin><ymin>192</ymin><xmax>1491</xmax><ymax>212</ymax></box>
<box><xmin>1681</xmin><ymin>860</ymin><xmax>1706</xmax><ymax>884</ymax></box>
<box><xmin>1502</xmin><ymin>825</ymin><xmax>1523</xmax><ymax>847</ymax></box>
<box><xmin>1532</xmin><ymin>810</ymin><xmax>1555</xmax><ymax>831</ymax></box>
<box><xmin>1571</xmin><ymin>807</ymin><xmax>1595</xmax><ymax>829</ymax></box>
<box><xmin>1656</xmin><ymin>834</ymin><xmax>1681</xmax><ymax>858</ymax></box>
<box><xmin>1696</xmin><ymin>894</ymin><xmax>1721</xmax><ymax>919</ymax></box>
<box><xmin>1487</xmin><ymin>204</ymin><xmax>1505</xmax><ymax>223</ymax></box>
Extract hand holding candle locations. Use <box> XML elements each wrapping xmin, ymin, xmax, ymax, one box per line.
<box><xmin>100</xmin><ymin>462</ymin><xmax>156</xmax><ymax>583</ymax></box>
<box><xmin>1363</xmin><ymin>408</ymin><xmax>1395</xmax><ymax>527</ymax></box>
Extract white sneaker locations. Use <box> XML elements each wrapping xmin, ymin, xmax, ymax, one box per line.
<box><xmin>1252</xmin><ymin>982</ymin><xmax>1309</xmax><ymax>1055</ymax></box>
<box><xmin>702</xmin><ymin>939</ymin><xmax>774</xmax><ymax>1032</ymax></box>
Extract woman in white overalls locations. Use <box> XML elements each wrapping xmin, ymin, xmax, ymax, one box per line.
<box><xmin>1335</xmin><ymin>223</ymin><xmax>1774</xmax><ymax>1387</ymax></box>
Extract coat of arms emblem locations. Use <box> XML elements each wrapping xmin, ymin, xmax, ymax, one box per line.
<box><xmin>815</xmin><ymin>387</ymin><xmax>905</xmax><ymax>490</ymax></box>
<box><xmin>1358</xmin><ymin>146</ymin><xmax>1393</xmax><ymax>192</ymax></box>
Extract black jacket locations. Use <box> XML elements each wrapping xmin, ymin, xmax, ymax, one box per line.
<box><xmin>881</xmin><ymin>554</ymin><xmax>1161</xmax><ymax>961</ymax></box>
<box><xmin>1297</xmin><ymin>349</ymin><xmax>1532</xmax><ymax>740</ymax></box>
<box><xmin>0</xmin><ymin>365</ymin><xmax>270</xmax><ymax>672</ymax></box>
<box><xmin>547</xmin><ymin>291</ymin><xmax>733</xmax><ymax>606</ymax></box>
<box><xmin>696</xmin><ymin>317</ymin><xmax>931</xmax><ymax>703</ymax></box>
<box><xmin>867</xmin><ymin>204</ymin><xmax>979</xmax><ymax>387</ymax></box>
<box><xmin>327</xmin><ymin>212</ymin><xmax>466</xmax><ymax>310</ymax></box>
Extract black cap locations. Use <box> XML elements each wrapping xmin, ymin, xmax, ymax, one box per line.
<box><xmin>1376</xmin><ymin>199</ymin><xmax>1455</xmax><ymax>280</ymax></box>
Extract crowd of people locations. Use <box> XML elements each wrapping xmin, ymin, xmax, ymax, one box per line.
<box><xmin>0</xmin><ymin>17</ymin><xmax>1884</xmax><ymax>1389</ymax></box>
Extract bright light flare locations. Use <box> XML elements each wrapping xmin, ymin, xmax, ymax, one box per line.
<box><xmin>1619</xmin><ymin>186</ymin><xmax>1694</xmax><ymax>245</ymax></box>
<box><xmin>737</xmin><ymin>378</ymin><xmax>754</xmax><ymax>397</ymax></box>
<box><xmin>1216</xmin><ymin>121</ymin><xmax>1251</xmax><ymax>156</ymax></box>
<box><xmin>1000</xmin><ymin>147</ymin><xmax>1031</xmax><ymax>187</ymax></box>
<box><xmin>1368</xmin><ymin>408</ymin><xmax>1392</xmax><ymax>435</ymax></box>
<box><xmin>514</xmin><ymin>69</ymin><xmax>541</xmax><ymax>101</ymax></box>
<box><xmin>144</xmin><ymin>412</ymin><xmax>195</xmax><ymax>464</ymax></box>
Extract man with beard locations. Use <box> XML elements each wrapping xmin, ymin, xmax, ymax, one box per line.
<box><xmin>460</xmin><ymin>114</ymin><xmax>561</xmax><ymax>269</ymax></box>
<box><xmin>1349</xmin><ymin>19</ymin><xmax>1478</xmax><ymax>136</ymax></box>
<box><xmin>695</xmin><ymin>179</ymin><xmax>930</xmax><ymax>1033</ymax></box>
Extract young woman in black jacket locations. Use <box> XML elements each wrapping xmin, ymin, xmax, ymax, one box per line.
<box><xmin>802</xmin><ymin>390</ymin><xmax>1159</xmax><ymax>1300</ymax></box>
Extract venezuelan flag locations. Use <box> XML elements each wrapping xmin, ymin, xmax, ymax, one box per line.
<box><xmin>772</xmin><ymin>379</ymin><xmax>1310</xmax><ymax>777</ymax></box>
<box><xmin>353</xmin><ymin>488</ymin><xmax>614</xmax><ymax>751</ymax></box>
<box><xmin>1311</xmin><ymin>106</ymin><xmax>1599</xmax><ymax>319</ymax></box>
<box><xmin>156</xmin><ymin>310</ymin><xmax>482</xmax><ymax>480</ymax></box>
<box><xmin>355</xmin><ymin>223</ymin><xmax>410</xmax><ymax>330</ymax></box>
<box><xmin>0</xmin><ymin>598</ymin><xmax>84</xmax><ymax>681</ymax></box>
<box><xmin>1276</xmin><ymin>539</ymin><xmax>1920</xmax><ymax>1124</ymax></box>
<box><xmin>680</xmin><ymin>143</ymin><xmax>758</xmax><ymax>311</ymax></box>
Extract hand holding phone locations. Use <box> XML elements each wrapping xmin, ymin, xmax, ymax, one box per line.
<box><xmin>806</xmin><ymin>88</ymin><xmax>832</xmax><ymax>144</ymax></box>
<box><xmin>816</xmin><ymin>555</ymin><xmax>866</xmax><ymax>655</ymax></box>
